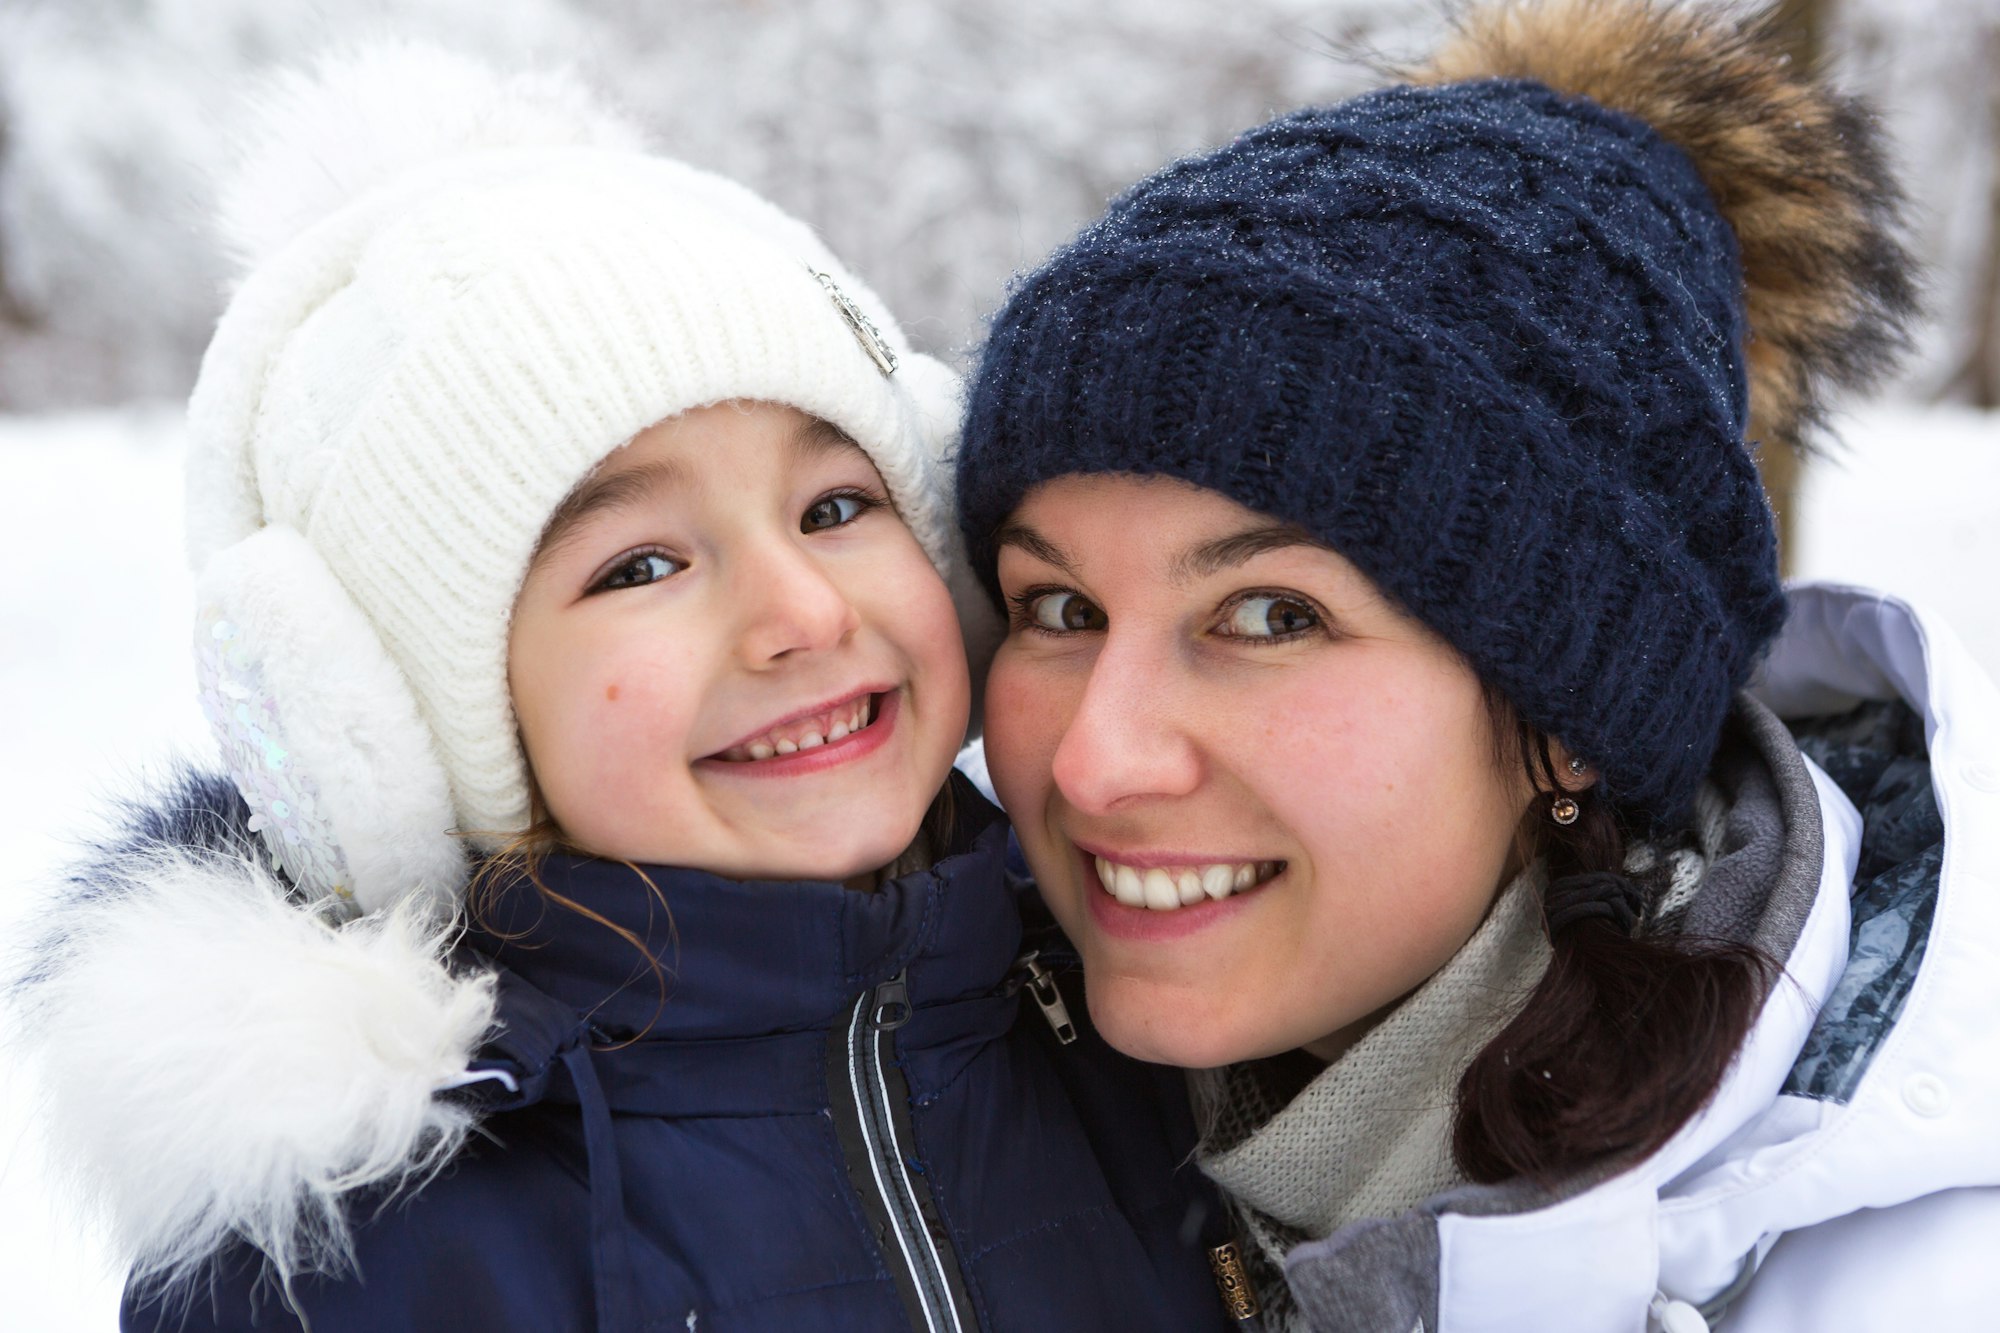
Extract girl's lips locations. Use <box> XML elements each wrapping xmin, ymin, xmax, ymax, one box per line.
<box><xmin>694</xmin><ymin>689</ymin><xmax>899</xmax><ymax>779</ymax></box>
<box><xmin>1074</xmin><ymin>844</ymin><xmax>1278</xmax><ymax>943</ymax></box>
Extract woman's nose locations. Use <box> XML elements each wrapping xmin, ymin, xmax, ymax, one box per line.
<box><xmin>1048</xmin><ymin>634</ymin><xmax>1202</xmax><ymax>814</ymax></box>
<box><xmin>732</xmin><ymin>541</ymin><xmax>861</xmax><ymax>666</ymax></box>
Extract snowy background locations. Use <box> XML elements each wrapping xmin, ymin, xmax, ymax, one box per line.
<box><xmin>1</xmin><ymin>0</ymin><xmax>1996</xmax><ymax>1328</ymax></box>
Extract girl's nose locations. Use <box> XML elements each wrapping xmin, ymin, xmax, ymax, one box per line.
<box><xmin>733</xmin><ymin>541</ymin><xmax>861</xmax><ymax>666</ymax></box>
<box><xmin>1048</xmin><ymin>634</ymin><xmax>1202</xmax><ymax>814</ymax></box>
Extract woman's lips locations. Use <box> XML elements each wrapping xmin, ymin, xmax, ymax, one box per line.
<box><xmin>1073</xmin><ymin>843</ymin><xmax>1283</xmax><ymax>942</ymax></box>
<box><xmin>696</xmin><ymin>689</ymin><xmax>899</xmax><ymax>779</ymax></box>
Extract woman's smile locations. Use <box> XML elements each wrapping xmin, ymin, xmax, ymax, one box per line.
<box><xmin>1074</xmin><ymin>841</ymin><xmax>1287</xmax><ymax>942</ymax></box>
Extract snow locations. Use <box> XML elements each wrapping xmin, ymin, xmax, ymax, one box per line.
<box><xmin>0</xmin><ymin>407</ymin><xmax>204</xmax><ymax>1332</ymax></box>
<box><xmin>0</xmin><ymin>401</ymin><xmax>1994</xmax><ymax>1329</ymax></box>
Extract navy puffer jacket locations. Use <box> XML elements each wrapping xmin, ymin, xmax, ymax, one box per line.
<box><xmin>106</xmin><ymin>776</ymin><xmax>1231</xmax><ymax>1333</ymax></box>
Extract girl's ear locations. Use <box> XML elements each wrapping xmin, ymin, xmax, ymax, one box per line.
<box><xmin>195</xmin><ymin>524</ymin><xmax>467</xmax><ymax>918</ymax></box>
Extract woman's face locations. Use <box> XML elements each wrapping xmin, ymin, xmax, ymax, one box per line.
<box><xmin>983</xmin><ymin>474</ymin><xmax>1535</xmax><ymax>1068</ymax></box>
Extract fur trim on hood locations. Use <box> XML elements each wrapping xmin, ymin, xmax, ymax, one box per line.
<box><xmin>1407</xmin><ymin>0</ymin><xmax>1919</xmax><ymax>457</ymax></box>
<box><xmin>7</xmin><ymin>769</ymin><xmax>497</xmax><ymax>1292</ymax></box>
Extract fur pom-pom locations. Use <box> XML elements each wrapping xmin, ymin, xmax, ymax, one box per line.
<box><xmin>218</xmin><ymin>41</ymin><xmax>645</xmax><ymax>270</ymax></box>
<box><xmin>9</xmin><ymin>783</ymin><xmax>497</xmax><ymax>1292</ymax></box>
<box><xmin>1408</xmin><ymin>0</ymin><xmax>1919</xmax><ymax>455</ymax></box>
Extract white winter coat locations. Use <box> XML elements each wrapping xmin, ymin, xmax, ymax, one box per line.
<box><xmin>1265</xmin><ymin>583</ymin><xmax>2000</xmax><ymax>1332</ymax></box>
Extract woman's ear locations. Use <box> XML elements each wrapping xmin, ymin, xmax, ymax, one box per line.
<box><xmin>1547</xmin><ymin>742</ymin><xmax>1598</xmax><ymax>793</ymax></box>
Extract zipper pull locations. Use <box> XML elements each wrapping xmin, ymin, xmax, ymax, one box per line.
<box><xmin>1019</xmin><ymin>952</ymin><xmax>1078</xmax><ymax>1045</ymax></box>
<box><xmin>1208</xmin><ymin>1241</ymin><xmax>1263</xmax><ymax>1325</ymax></box>
<box><xmin>869</xmin><ymin>972</ymin><xmax>912</xmax><ymax>1031</ymax></box>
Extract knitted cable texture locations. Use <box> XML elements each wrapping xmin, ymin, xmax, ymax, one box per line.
<box><xmin>961</xmin><ymin>77</ymin><xmax>1781</xmax><ymax>825</ymax></box>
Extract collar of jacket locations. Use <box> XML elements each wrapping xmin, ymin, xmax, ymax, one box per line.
<box><xmin>455</xmin><ymin>774</ymin><xmax>1023</xmax><ymax>1118</ymax></box>
<box><xmin>1273</xmin><ymin>682</ymin><xmax>1849</xmax><ymax>1333</ymax></box>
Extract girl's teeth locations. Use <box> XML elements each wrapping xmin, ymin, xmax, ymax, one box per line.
<box><xmin>1091</xmin><ymin>856</ymin><xmax>1281</xmax><ymax>911</ymax></box>
<box><xmin>728</xmin><ymin>694</ymin><xmax>881</xmax><ymax>761</ymax></box>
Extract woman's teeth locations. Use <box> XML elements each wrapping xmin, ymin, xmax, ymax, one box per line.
<box><xmin>724</xmin><ymin>695</ymin><xmax>877</xmax><ymax>762</ymax></box>
<box><xmin>1092</xmin><ymin>856</ymin><xmax>1281</xmax><ymax>910</ymax></box>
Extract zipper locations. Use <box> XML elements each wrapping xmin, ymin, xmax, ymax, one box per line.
<box><xmin>827</xmin><ymin>972</ymin><xmax>981</xmax><ymax>1333</ymax></box>
<box><xmin>1011</xmin><ymin>950</ymin><xmax>1078</xmax><ymax>1045</ymax></box>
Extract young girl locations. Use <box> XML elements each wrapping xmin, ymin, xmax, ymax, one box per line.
<box><xmin>958</xmin><ymin>1</ymin><xmax>2000</xmax><ymax>1329</ymax></box>
<box><xmin>14</xmin><ymin>45</ymin><xmax>1230</xmax><ymax>1333</ymax></box>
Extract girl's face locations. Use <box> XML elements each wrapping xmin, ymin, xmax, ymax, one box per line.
<box><xmin>983</xmin><ymin>475</ymin><xmax>1534</xmax><ymax>1069</ymax></box>
<box><xmin>509</xmin><ymin>401</ymin><xmax>969</xmax><ymax>881</ymax></box>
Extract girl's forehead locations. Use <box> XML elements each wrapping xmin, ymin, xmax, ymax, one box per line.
<box><xmin>532</xmin><ymin>403</ymin><xmax>869</xmax><ymax>559</ymax></box>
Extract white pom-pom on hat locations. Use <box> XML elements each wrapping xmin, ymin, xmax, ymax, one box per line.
<box><xmin>217</xmin><ymin>40</ymin><xmax>645</xmax><ymax>272</ymax></box>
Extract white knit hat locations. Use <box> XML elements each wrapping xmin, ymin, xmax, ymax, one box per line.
<box><xmin>186</xmin><ymin>43</ymin><xmax>998</xmax><ymax>920</ymax></box>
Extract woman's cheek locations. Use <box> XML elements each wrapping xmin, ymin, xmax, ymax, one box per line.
<box><xmin>981</xmin><ymin>646</ymin><xmax>1061</xmax><ymax>813</ymax></box>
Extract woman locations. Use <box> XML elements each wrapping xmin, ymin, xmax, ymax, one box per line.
<box><xmin>956</xmin><ymin>2</ymin><xmax>2000</xmax><ymax>1329</ymax></box>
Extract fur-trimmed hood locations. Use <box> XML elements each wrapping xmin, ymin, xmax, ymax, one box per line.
<box><xmin>7</xmin><ymin>771</ymin><xmax>497</xmax><ymax>1292</ymax></box>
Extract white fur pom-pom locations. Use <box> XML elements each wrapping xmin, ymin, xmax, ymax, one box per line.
<box><xmin>218</xmin><ymin>41</ymin><xmax>645</xmax><ymax>270</ymax></box>
<box><xmin>15</xmin><ymin>842</ymin><xmax>497</xmax><ymax>1290</ymax></box>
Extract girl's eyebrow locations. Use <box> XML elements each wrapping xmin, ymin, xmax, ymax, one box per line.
<box><xmin>534</xmin><ymin>458</ymin><xmax>687</xmax><ymax>564</ymax></box>
<box><xmin>789</xmin><ymin>414</ymin><xmax>866</xmax><ymax>463</ymax></box>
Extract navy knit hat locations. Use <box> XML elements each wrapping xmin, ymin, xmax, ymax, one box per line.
<box><xmin>958</xmin><ymin>0</ymin><xmax>1914</xmax><ymax>826</ymax></box>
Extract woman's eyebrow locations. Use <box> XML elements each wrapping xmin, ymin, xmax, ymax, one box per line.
<box><xmin>1168</xmin><ymin>524</ymin><xmax>1325</xmax><ymax>585</ymax></box>
<box><xmin>534</xmin><ymin>458</ymin><xmax>687</xmax><ymax>564</ymax></box>
<box><xmin>992</xmin><ymin>521</ymin><xmax>1080</xmax><ymax>579</ymax></box>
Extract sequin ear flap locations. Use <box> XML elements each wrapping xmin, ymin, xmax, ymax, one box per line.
<box><xmin>193</xmin><ymin>525</ymin><xmax>466</xmax><ymax>920</ymax></box>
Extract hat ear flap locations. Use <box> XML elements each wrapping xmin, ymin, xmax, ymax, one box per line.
<box><xmin>194</xmin><ymin>526</ymin><xmax>466</xmax><ymax>919</ymax></box>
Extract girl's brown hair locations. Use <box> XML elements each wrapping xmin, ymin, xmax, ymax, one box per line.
<box><xmin>1451</xmin><ymin>684</ymin><xmax>1777</xmax><ymax>1185</ymax></box>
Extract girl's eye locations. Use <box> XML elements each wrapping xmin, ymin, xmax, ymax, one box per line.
<box><xmin>1218</xmin><ymin>594</ymin><xmax>1320</xmax><ymax>640</ymax></box>
<box><xmin>593</xmin><ymin>550</ymin><xmax>684</xmax><ymax>592</ymax></box>
<box><xmin>1018</xmin><ymin>590</ymin><xmax>1107</xmax><ymax>633</ymax></box>
<box><xmin>802</xmin><ymin>492</ymin><xmax>874</xmax><ymax>533</ymax></box>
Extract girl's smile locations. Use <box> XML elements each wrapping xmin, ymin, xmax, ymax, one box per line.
<box><xmin>696</xmin><ymin>686</ymin><xmax>900</xmax><ymax>777</ymax></box>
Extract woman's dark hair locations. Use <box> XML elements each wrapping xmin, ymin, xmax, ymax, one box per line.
<box><xmin>1451</xmin><ymin>683</ymin><xmax>1778</xmax><ymax>1185</ymax></box>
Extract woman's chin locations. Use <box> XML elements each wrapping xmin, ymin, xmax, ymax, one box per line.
<box><xmin>1083</xmin><ymin>978</ymin><xmax>1274</xmax><ymax>1071</ymax></box>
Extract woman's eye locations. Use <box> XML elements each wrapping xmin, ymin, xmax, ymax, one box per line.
<box><xmin>802</xmin><ymin>492</ymin><xmax>872</xmax><ymax>532</ymax></box>
<box><xmin>594</xmin><ymin>551</ymin><xmax>684</xmax><ymax>592</ymax></box>
<box><xmin>1219</xmin><ymin>594</ymin><xmax>1320</xmax><ymax>639</ymax></box>
<box><xmin>1022</xmin><ymin>590</ymin><xmax>1107</xmax><ymax>633</ymax></box>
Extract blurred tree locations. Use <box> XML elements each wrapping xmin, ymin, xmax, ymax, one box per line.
<box><xmin>1950</xmin><ymin>21</ymin><xmax>2000</xmax><ymax>407</ymax></box>
<box><xmin>1759</xmin><ymin>0</ymin><xmax>1832</xmax><ymax>573</ymax></box>
<box><xmin>0</xmin><ymin>0</ymin><xmax>1981</xmax><ymax>442</ymax></box>
<box><xmin>0</xmin><ymin>101</ymin><xmax>31</xmax><ymax>333</ymax></box>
